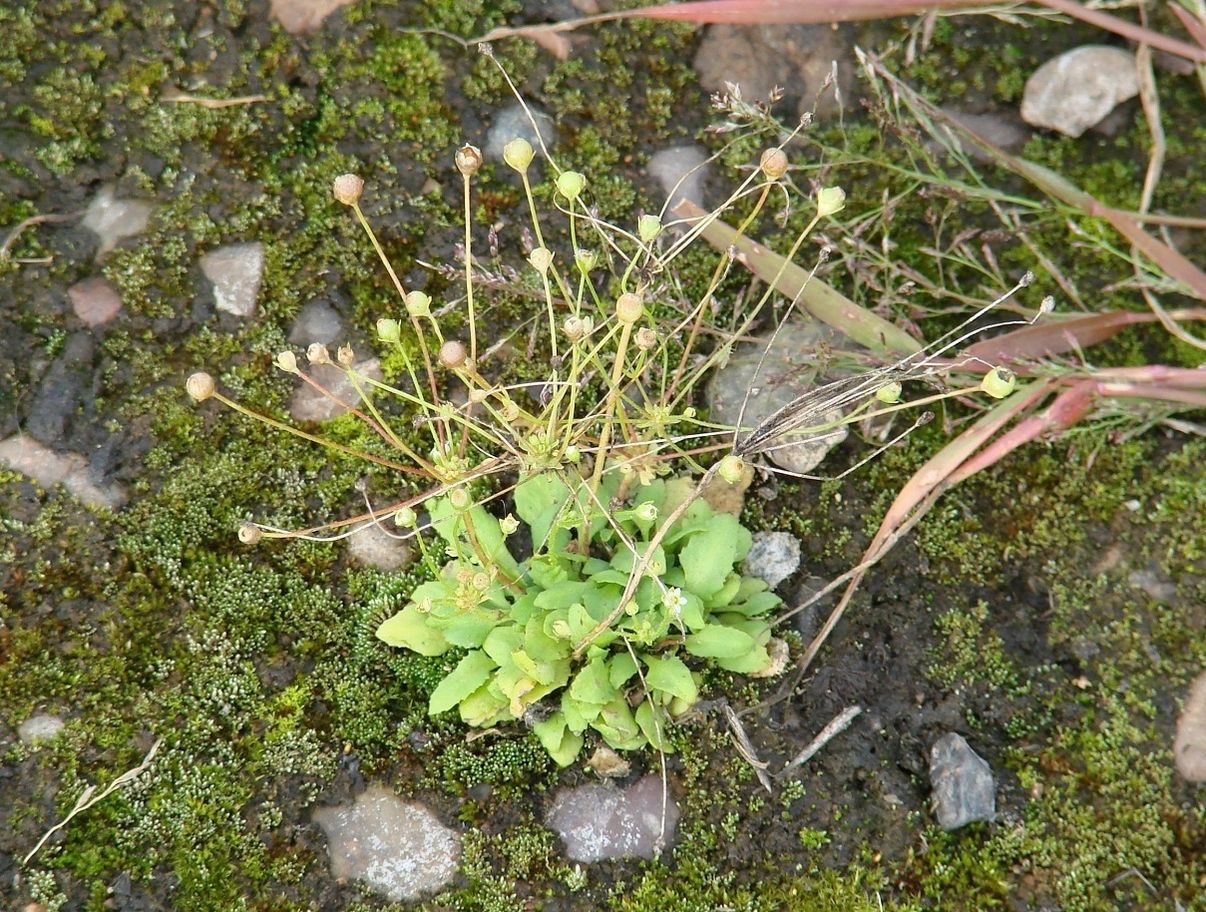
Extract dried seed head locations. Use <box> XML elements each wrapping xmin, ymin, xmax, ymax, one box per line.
<box><xmin>376</xmin><ymin>318</ymin><xmax>402</xmax><ymax>343</ymax></box>
<box><xmin>637</xmin><ymin>214</ymin><xmax>662</xmax><ymax>243</ymax></box>
<box><xmin>455</xmin><ymin>144</ymin><xmax>483</xmax><ymax>177</ymax></box>
<box><xmin>438</xmin><ymin>339</ymin><xmax>468</xmax><ymax>370</ymax></box>
<box><xmin>238</xmin><ymin>522</ymin><xmax>262</xmax><ymax>545</ymax></box>
<box><xmin>634</xmin><ymin>326</ymin><xmax>657</xmax><ymax>350</ymax></box>
<box><xmin>186</xmin><ymin>371</ymin><xmax>216</xmax><ymax>402</ymax></box>
<box><xmin>759</xmin><ymin>148</ymin><xmax>789</xmax><ymax>180</ymax></box>
<box><xmin>555</xmin><ymin>170</ymin><xmax>586</xmax><ymax>201</ymax></box>
<box><xmin>306</xmin><ymin>342</ymin><xmax>331</xmax><ymax>365</ymax></box>
<box><xmin>816</xmin><ymin>186</ymin><xmax>846</xmax><ymax>217</ymax></box>
<box><xmin>503</xmin><ymin>137</ymin><xmax>535</xmax><ymax>173</ymax></box>
<box><xmin>528</xmin><ymin>246</ymin><xmax>553</xmax><ymax>274</ymax></box>
<box><xmin>468</xmin><ymin>388</ymin><xmax>488</xmax><ymax>404</ymax></box>
<box><xmin>615</xmin><ymin>291</ymin><xmax>644</xmax><ymax>325</ymax></box>
<box><xmin>980</xmin><ymin>366</ymin><xmax>1017</xmax><ymax>399</ymax></box>
<box><xmin>332</xmin><ymin>173</ymin><xmax>364</xmax><ymax>206</ymax></box>
<box><xmin>404</xmin><ymin>290</ymin><xmax>431</xmax><ymax>318</ymax></box>
<box><xmin>276</xmin><ymin>350</ymin><xmax>299</xmax><ymax>374</ymax></box>
<box><xmin>337</xmin><ymin>344</ymin><xmax>355</xmax><ymax>367</ymax></box>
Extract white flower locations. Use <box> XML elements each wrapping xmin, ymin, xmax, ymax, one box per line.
<box><xmin>662</xmin><ymin>587</ymin><xmax>687</xmax><ymax>616</ymax></box>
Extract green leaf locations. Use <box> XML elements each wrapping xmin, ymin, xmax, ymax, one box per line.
<box><xmin>679</xmin><ymin>513</ymin><xmax>741</xmax><ymax>598</ymax></box>
<box><xmin>376</xmin><ymin>605</ymin><xmax>450</xmax><ymax>656</ymax></box>
<box><xmin>685</xmin><ymin>624</ymin><xmax>756</xmax><ymax>659</ymax></box>
<box><xmin>611</xmin><ymin>542</ymin><xmax>667</xmax><ymax>577</ymax></box>
<box><xmin>715</xmin><ymin>644</ymin><xmax>771</xmax><ymax>675</ymax></box>
<box><xmin>608</xmin><ymin>653</ymin><xmax>639</xmax><ymax>689</ymax></box>
<box><xmin>635</xmin><ymin>699</ymin><xmax>673</xmax><ymax>752</ymax></box>
<box><xmin>515</xmin><ymin>473</ymin><xmax>572</xmax><ymax>552</ymax></box>
<box><xmin>438</xmin><ymin>611</ymin><xmax>500</xmax><ymax>648</ymax></box>
<box><xmin>429</xmin><ymin>650</ymin><xmax>497</xmax><ymax>715</ymax></box>
<box><xmin>707</xmin><ymin>572</ymin><xmax>742</xmax><ymax>608</ymax></box>
<box><xmin>524</xmin><ymin>617</ymin><xmax>570</xmax><ymax>662</ymax></box>
<box><xmin>592</xmin><ymin>698</ymin><xmax>644</xmax><ymax>751</ymax></box>
<box><xmin>644</xmin><ymin>654</ymin><xmax>698</xmax><ymax>704</ymax></box>
<box><xmin>483</xmin><ymin>626</ymin><xmax>525</xmax><ymax>666</ymax></box>
<box><xmin>458</xmin><ymin>684</ymin><xmax>512</xmax><ymax>726</ymax></box>
<box><xmin>562</xmin><ymin>692</ymin><xmax>598</xmax><ymax>733</ymax></box>
<box><xmin>569</xmin><ymin>657</ymin><xmax>617</xmax><ymax>705</ymax></box>
<box><xmin>532</xmin><ymin>712</ymin><xmax>584</xmax><ymax>767</ymax></box>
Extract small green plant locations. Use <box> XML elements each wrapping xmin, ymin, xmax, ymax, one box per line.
<box><xmin>376</xmin><ymin>470</ymin><xmax>781</xmax><ymax>765</ymax></box>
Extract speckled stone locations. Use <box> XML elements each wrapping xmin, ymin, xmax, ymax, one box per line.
<box><xmin>547</xmin><ymin>774</ymin><xmax>679</xmax><ymax>862</ymax></box>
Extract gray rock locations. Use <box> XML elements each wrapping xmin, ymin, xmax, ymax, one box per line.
<box><xmin>484</xmin><ymin>103</ymin><xmax>555</xmax><ymax>164</ymax></box>
<box><xmin>270</xmin><ymin>0</ymin><xmax>355</xmax><ymax>34</ymax></box>
<box><xmin>290</xmin><ymin>359</ymin><xmax>384</xmax><ymax>422</ymax></box>
<box><xmin>312</xmin><ymin>783</ymin><xmax>460</xmax><ymax>900</ymax></box>
<box><xmin>707</xmin><ymin>320</ymin><xmax>849</xmax><ymax>476</ymax></box>
<box><xmin>1174</xmin><ymin>671</ymin><xmax>1206</xmax><ymax>782</ymax></box>
<box><xmin>938</xmin><ymin>109</ymin><xmax>1030</xmax><ymax>163</ymax></box>
<box><xmin>0</xmin><ymin>434</ymin><xmax>128</xmax><ymax>509</ymax></box>
<box><xmin>743</xmin><ymin>531</ymin><xmax>801</xmax><ymax>590</ymax></box>
<box><xmin>1021</xmin><ymin>45</ymin><xmax>1139</xmax><ymax>138</ymax></box>
<box><xmin>1127</xmin><ymin>567</ymin><xmax>1177</xmax><ymax>603</ymax></box>
<box><xmin>68</xmin><ymin>277</ymin><xmax>123</xmax><ymax>328</ymax></box>
<box><xmin>25</xmin><ymin>331</ymin><xmax>95</xmax><ymax>448</ymax></box>
<box><xmin>346</xmin><ymin>522</ymin><xmax>413</xmax><ymax>572</ymax></box>
<box><xmin>288</xmin><ymin>300</ymin><xmax>344</xmax><ymax>347</ymax></box>
<box><xmin>929</xmin><ymin>733</ymin><xmax>995</xmax><ymax>830</ymax></box>
<box><xmin>201</xmin><ymin>242</ymin><xmax>265</xmax><ymax>318</ymax></box>
<box><xmin>82</xmin><ymin>185</ymin><xmax>154</xmax><ymax>258</ymax></box>
<box><xmin>694</xmin><ymin>24</ymin><xmax>854</xmax><ymax>118</ymax></box>
<box><xmin>18</xmin><ymin>713</ymin><xmax>66</xmax><ymax>746</ymax></box>
<box><xmin>547</xmin><ymin>774</ymin><xmax>679</xmax><ymax>862</ymax></box>
<box><xmin>647</xmin><ymin>146</ymin><xmax>709</xmax><ymax>217</ymax></box>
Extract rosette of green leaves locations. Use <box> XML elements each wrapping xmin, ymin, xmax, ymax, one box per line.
<box><xmin>376</xmin><ymin>473</ymin><xmax>781</xmax><ymax>766</ymax></box>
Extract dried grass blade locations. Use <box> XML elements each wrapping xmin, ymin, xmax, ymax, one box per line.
<box><xmin>1034</xmin><ymin>0</ymin><xmax>1206</xmax><ymax>63</ymax></box>
<box><xmin>672</xmin><ymin>199</ymin><xmax>921</xmax><ymax>357</ymax></box>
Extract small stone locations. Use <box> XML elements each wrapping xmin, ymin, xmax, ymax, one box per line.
<box><xmin>938</xmin><ymin>109</ymin><xmax>1030</xmax><ymax>163</ymax></box>
<box><xmin>743</xmin><ymin>531</ymin><xmax>801</xmax><ymax>590</ymax></box>
<box><xmin>312</xmin><ymin>783</ymin><xmax>460</xmax><ymax>901</ymax></box>
<box><xmin>484</xmin><ymin>103</ymin><xmax>555</xmax><ymax>164</ymax></box>
<box><xmin>346</xmin><ymin>522</ymin><xmax>413</xmax><ymax>572</ymax></box>
<box><xmin>270</xmin><ymin>0</ymin><xmax>356</xmax><ymax>33</ymax></box>
<box><xmin>647</xmin><ymin>146</ymin><xmax>709</xmax><ymax>215</ymax></box>
<box><xmin>290</xmin><ymin>359</ymin><xmax>384</xmax><ymax>422</ymax></box>
<box><xmin>25</xmin><ymin>332</ymin><xmax>94</xmax><ymax>449</ymax></box>
<box><xmin>707</xmin><ymin>321</ymin><xmax>849</xmax><ymax>476</ymax></box>
<box><xmin>18</xmin><ymin>713</ymin><xmax>66</xmax><ymax>746</ymax></box>
<box><xmin>586</xmin><ymin>746</ymin><xmax>631</xmax><ymax>779</ymax></box>
<box><xmin>67</xmin><ymin>277</ymin><xmax>122</xmax><ymax>328</ymax></box>
<box><xmin>201</xmin><ymin>242</ymin><xmax>265</xmax><ymax>318</ymax></box>
<box><xmin>547</xmin><ymin>774</ymin><xmax>678</xmax><ymax>862</ymax></box>
<box><xmin>929</xmin><ymin>733</ymin><xmax>996</xmax><ymax>830</ymax></box>
<box><xmin>1021</xmin><ymin>45</ymin><xmax>1139</xmax><ymax>138</ymax></box>
<box><xmin>81</xmin><ymin>185</ymin><xmax>154</xmax><ymax>258</ymax></box>
<box><xmin>288</xmin><ymin>300</ymin><xmax>344</xmax><ymax>346</ymax></box>
<box><xmin>0</xmin><ymin>434</ymin><xmax>127</xmax><ymax>510</ymax></box>
<box><xmin>1174</xmin><ymin>671</ymin><xmax>1206</xmax><ymax>782</ymax></box>
<box><xmin>1127</xmin><ymin>567</ymin><xmax>1177</xmax><ymax>603</ymax></box>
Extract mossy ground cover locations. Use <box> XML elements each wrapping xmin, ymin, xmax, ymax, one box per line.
<box><xmin>1</xmin><ymin>2</ymin><xmax>1202</xmax><ymax>910</ymax></box>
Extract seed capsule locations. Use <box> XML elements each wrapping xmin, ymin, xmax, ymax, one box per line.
<box><xmin>376</xmin><ymin>319</ymin><xmax>402</xmax><ymax>343</ymax></box>
<box><xmin>332</xmin><ymin>173</ymin><xmax>364</xmax><ymax>206</ymax></box>
<box><xmin>980</xmin><ymin>366</ymin><xmax>1017</xmax><ymax>399</ymax></box>
<box><xmin>439</xmin><ymin>340</ymin><xmax>468</xmax><ymax>370</ymax></box>
<box><xmin>876</xmin><ymin>381</ymin><xmax>903</xmax><ymax>404</ymax></box>
<box><xmin>238</xmin><ymin>523</ymin><xmax>262</xmax><ymax>545</ymax></box>
<box><xmin>759</xmin><ymin>148</ymin><xmax>788</xmax><ymax>180</ymax></box>
<box><xmin>455</xmin><ymin>144</ymin><xmax>483</xmax><ymax>177</ymax></box>
<box><xmin>186</xmin><ymin>371</ymin><xmax>216</xmax><ymax>402</ymax></box>
<box><xmin>555</xmin><ymin>170</ymin><xmax>586</xmax><ymax>201</ymax></box>
<box><xmin>816</xmin><ymin>186</ymin><xmax>846</xmax><ymax>217</ymax></box>
<box><xmin>717</xmin><ymin>453</ymin><xmax>746</xmax><ymax>485</ymax></box>
<box><xmin>503</xmin><ymin>137</ymin><xmax>534</xmax><ymax>173</ymax></box>
<box><xmin>615</xmin><ymin>291</ymin><xmax>644</xmax><ymax>325</ymax></box>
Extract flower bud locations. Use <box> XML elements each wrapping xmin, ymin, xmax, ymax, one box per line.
<box><xmin>876</xmin><ymin>381</ymin><xmax>902</xmax><ymax>404</ymax></box>
<box><xmin>276</xmin><ymin>350</ymin><xmax>299</xmax><ymax>374</ymax></box>
<box><xmin>393</xmin><ymin>507</ymin><xmax>418</xmax><ymax>528</ymax></box>
<box><xmin>574</xmin><ymin>249</ymin><xmax>597</xmax><ymax>274</ymax></box>
<box><xmin>615</xmin><ymin>291</ymin><xmax>644</xmax><ymax>325</ymax></box>
<box><xmin>980</xmin><ymin>366</ymin><xmax>1017</xmax><ymax>399</ymax></box>
<box><xmin>307</xmin><ymin>342</ymin><xmax>331</xmax><ymax>365</ymax></box>
<box><xmin>555</xmin><ymin>170</ymin><xmax>586</xmax><ymax>201</ymax></box>
<box><xmin>238</xmin><ymin>522</ymin><xmax>262</xmax><ymax>545</ymax></box>
<box><xmin>759</xmin><ymin>148</ymin><xmax>788</xmax><ymax>180</ymax></box>
<box><xmin>404</xmin><ymin>290</ymin><xmax>431</xmax><ymax>318</ymax></box>
<box><xmin>634</xmin><ymin>502</ymin><xmax>658</xmax><ymax>523</ymax></box>
<box><xmin>439</xmin><ymin>340</ymin><xmax>468</xmax><ymax>370</ymax></box>
<box><xmin>186</xmin><ymin>371</ymin><xmax>216</xmax><ymax>402</ymax></box>
<box><xmin>717</xmin><ymin>453</ymin><xmax>746</xmax><ymax>485</ymax></box>
<box><xmin>634</xmin><ymin>327</ymin><xmax>657</xmax><ymax>350</ymax></box>
<box><xmin>376</xmin><ymin>318</ymin><xmax>402</xmax><ymax>343</ymax></box>
<box><xmin>455</xmin><ymin>144</ymin><xmax>483</xmax><ymax>178</ymax></box>
<box><xmin>816</xmin><ymin>186</ymin><xmax>846</xmax><ymax>218</ymax></box>
<box><xmin>528</xmin><ymin>246</ymin><xmax>553</xmax><ymax>274</ymax></box>
<box><xmin>637</xmin><ymin>214</ymin><xmax>662</xmax><ymax>243</ymax></box>
<box><xmin>502</xmin><ymin>137</ymin><xmax>534</xmax><ymax>173</ymax></box>
<box><xmin>337</xmin><ymin>344</ymin><xmax>355</xmax><ymax>367</ymax></box>
<box><xmin>499</xmin><ymin>514</ymin><xmax>519</xmax><ymax>536</ymax></box>
<box><xmin>564</xmin><ymin>445</ymin><xmax>581</xmax><ymax>463</ymax></box>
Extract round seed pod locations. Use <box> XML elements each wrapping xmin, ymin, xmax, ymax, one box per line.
<box><xmin>980</xmin><ymin>366</ymin><xmax>1017</xmax><ymax>399</ymax></box>
<box><xmin>615</xmin><ymin>291</ymin><xmax>644</xmax><ymax>325</ymax></box>
<box><xmin>759</xmin><ymin>148</ymin><xmax>788</xmax><ymax>180</ymax></box>
<box><xmin>717</xmin><ymin>453</ymin><xmax>746</xmax><ymax>485</ymax></box>
<box><xmin>555</xmin><ymin>170</ymin><xmax>586</xmax><ymax>201</ymax></box>
<box><xmin>238</xmin><ymin>523</ymin><xmax>262</xmax><ymax>545</ymax></box>
<box><xmin>439</xmin><ymin>340</ymin><xmax>468</xmax><ymax>370</ymax></box>
<box><xmin>332</xmin><ymin>173</ymin><xmax>364</xmax><ymax>206</ymax></box>
<box><xmin>186</xmin><ymin>372</ymin><xmax>216</xmax><ymax>402</ymax></box>
<box><xmin>455</xmin><ymin>144</ymin><xmax>483</xmax><ymax>177</ymax></box>
<box><xmin>503</xmin><ymin>137</ymin><xmax>534</xmax><ymax>173</ymax></box>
